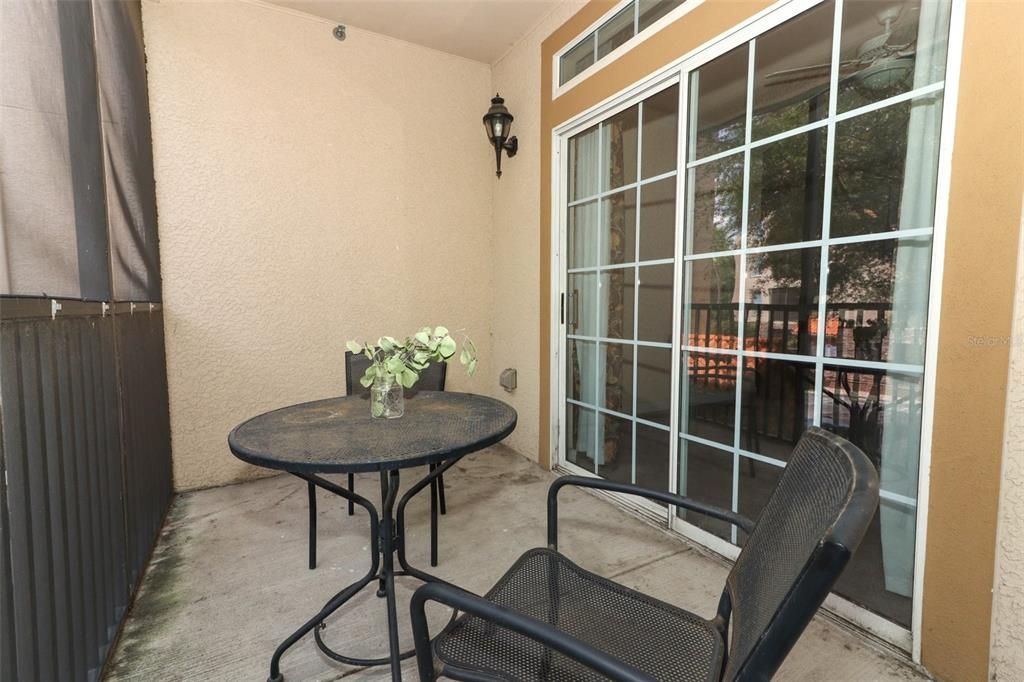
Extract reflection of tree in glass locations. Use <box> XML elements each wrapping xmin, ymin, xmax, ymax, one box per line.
<box><xmin>831</xmin><ymin>102</ymin><xmax>911</xmax><ymax>236</ymax></box>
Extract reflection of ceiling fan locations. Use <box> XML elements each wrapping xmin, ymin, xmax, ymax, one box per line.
<box><xmin>765</xmin><ymin>6</ymin><xmax>916</xmax><ymax>91</ymax></box>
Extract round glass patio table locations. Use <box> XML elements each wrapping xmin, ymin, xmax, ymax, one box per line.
<box><xmin>228</xmin><ymin>391</ymin><xmax>517</xmax><ymax>682</ymax></box>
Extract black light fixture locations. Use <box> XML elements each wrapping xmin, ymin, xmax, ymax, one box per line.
<box><xmin>483</xmin><ymin>93</ymin><xmax>518</xmax><ymax>178</ymax></box>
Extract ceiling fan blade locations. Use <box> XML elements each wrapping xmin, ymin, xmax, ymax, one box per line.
<box><xmin>764</xmin><ymin>59</ymin><xmax>860</xmax><ymax>82</ymax></box>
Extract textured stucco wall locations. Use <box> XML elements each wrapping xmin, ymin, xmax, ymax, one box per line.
<box><xmin>488</xmin><ymin>1</ymin><xmax>585</xmax><ymax>461</ymax></box>
<box><xmin>991</xmin><ymin>202</ymin><xmax>1024</xmax><ymax>680</ymax></box>
<box><xmin>142</xmin><ymin>0</ymin><xmax>495</xmax><ymax>490</ymax></box>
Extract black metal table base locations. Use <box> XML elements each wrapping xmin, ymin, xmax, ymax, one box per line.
<box><xmin>268</xmin><ymin>459</ymin><xmax>460</xmax><ymax>682</ymax></box>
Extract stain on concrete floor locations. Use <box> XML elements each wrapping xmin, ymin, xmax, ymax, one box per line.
<box><xmin>105</xmin><ymin>445</ymin><xmax>928</xmax><ymax>682</ymax></box>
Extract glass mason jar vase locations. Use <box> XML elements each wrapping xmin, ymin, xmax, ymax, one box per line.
<box><xmin>370</xmin><ymin>375</ymin><xmax>404</xmax><ymax>419</ymax></box>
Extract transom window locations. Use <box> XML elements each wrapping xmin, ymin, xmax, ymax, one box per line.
<box><xmin>558</xmin><ymin>0</ymin><xmax>686</xmax><ymax>87</ymax></box>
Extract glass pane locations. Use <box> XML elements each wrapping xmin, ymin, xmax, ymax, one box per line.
<box><xmin>560</xmin><ymin>34</ymin><xmax>595</xmax><ymax>86</ymax></box>
<box><xmin>831</xmin><ymin>96</ymin><xmax>943</xmax><ymax>237</ymax></box>
<box><xmin>686</xmin><ymin>256</ymin><xmax>739</xmax><ymax>349</ymax></box>
<box><xmin>687</xmin><ymin>153</ymin><xmax>744</xmax><ymax>254</ymax></box>
<box><xmin>747</xmin><ymin>129</ymin><xmax>827</xmax><ymax>248</ymax></box>
<box><xmin>825</xmin><ymin>237</ymin><xmax>931</xmax><ymax>364</ymax></box>
<box><xmin>751</xmin><ymin>1</ymin><xmax>834</xmax><ymax>140</ymax></box>
<box><xmin>745</xmin><ymin>247</ymin><xmax>820</xmax><ymax>355</ymax></box>
<box><xmin>690</xmin><ymin>43</ymin><xmax>749</xmax><ymax>160</ymax></box>
<box><xmin>566</xmin><ymin>339</ymin><xmax>597</xmax><ymax>404</ymax></box>
<box><xmin>567</xmin><ymin>272</ymin><xmax>598</xmax><ymax>337</ymax></box>
<box><xmin>600</xmin><ymin>342</ymin><xmax>633</xmax><ymax>414</ymax></box>
<box><xmin>737</xmin><ymin>458</ymin><xmax>784</xmax><ymax>545</ymax></box>
<box><xmin>822</xmin><ymin>365</ymin><xmax>923</xmax><ymax>627</ymax></box>
<box><xmin>641</xmin><ymin>85</ymin><xmax>679</xmax><ymax>179</ymax></box>
<box><xmin>568</xmin><ymin>200</ymin><xmax>600</xmax><ymax>269</ymax></box>
<box><xmin>683</xmin><ymin>351</ymin><xmax>736</xmax><ymax>445</ymax></box>
<box><xmin>740</xmin><ymin>358</ymin><xmax>814</xmax><ymax>460</ymax></box>
<box><xmin>569</xmin><ymin>123</ymin><xmax>600</xmax><ymax>201</ymax></box>
<box><xmin>600</xmin><ymin>188</ymin><xmax>637</xmax><ymax>265</ymax></box>
<box><xmin>598</xmin><ymin>412</ymin><xmax>634</xmax><ymax>483</ymax></box>
<box><xmin>601</xmin><ymin>106</ymin><xmax>639</xmax><ymax>192</ymax></box>
<box><xmin>597</xmin><ymin>4</ymin><xmax>635</xmax><ymax>59</ymax></box>
<box><xmin>837</xmin><ymin>0</ymin><xmax>951</xmax><ymax>114</ymax></box>
<box><xmin>599</xmin><ymin>270</ymin><xmax>635</xmax><ymax>340</ymax></box>
<box><xmin>636</xmin><ymin>346</ymin><xmax>672</xmax><ymax>425</ymax></box>
<box><xmin>638</xmin><ymin>178</ymin><xmax>676</xmax><ymax>261</ymax></box>
<box><xmin>678</xmin><ymin>439</ymin><xmax>733</xmax><ymax>540</ymax></box>
<box><xmin>637</xmin><ymin>263</ymin><xmax>674</xmax><ymax>342</ymax></box>
<box><xmin>636</xmin><ymin>425</ymin><xmax>670</xmax><ymax>496</ymax></box>
<box><xmin>566</xmin><ymin>404</ymin><xmax>598</xmax><ymax>468</ymax></box>
<box><xmin>638</xmin><ymin>0</ymin><xmax>683</xmax><ymax>32</ymax></box>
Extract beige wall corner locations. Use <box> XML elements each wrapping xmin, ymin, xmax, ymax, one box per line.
<box><xmin>488</xmin><ymin>1</ymin><xmax>587</xmax><ymax>462</ymax></box>
<box><xmin>991</xmin><ymin>201</ymin><xmax>1024</xmax><ymax>680</ymax></box>
<box><xmin>142</xmin><ymin>0</ymin><xmax>494</xmax><ymax>490</ymax></box>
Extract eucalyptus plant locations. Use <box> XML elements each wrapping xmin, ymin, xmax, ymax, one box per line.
<box><xmin>346</xmin><ymin>326</ymin><xmax>477</xmax><ymax>389</ymax></box>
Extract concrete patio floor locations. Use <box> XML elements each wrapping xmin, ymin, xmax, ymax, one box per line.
<box><xmin>104</xmin><ymin>445</ymin><xmax>928</xmax><ymax>681</ymax></box>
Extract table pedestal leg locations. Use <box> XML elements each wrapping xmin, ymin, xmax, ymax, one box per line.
<box><xmin>269</xmin><ymin>466</ymin><xmax>459</xmax><ymax>682</ymax></box>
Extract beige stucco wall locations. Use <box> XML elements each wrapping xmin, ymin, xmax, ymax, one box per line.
<box><xmin>991</xmin><ymin>201</ymin><xmax>1024</xmax><ymax>680</ymax></box>
<box><xmin>487</xmin><ymin>1</ymin><xmax>586</xmax><ymax>460</ymax></box>
<box><xmin>142</xmin><ymin>0</ymin><xmax>495</xmax><ymax>490</ymax></box>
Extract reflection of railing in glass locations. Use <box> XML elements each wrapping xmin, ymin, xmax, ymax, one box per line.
<box><xmin>686</xmin><ymin>300</ymin><xmax>921</xmax><ymax>453</ymax></box>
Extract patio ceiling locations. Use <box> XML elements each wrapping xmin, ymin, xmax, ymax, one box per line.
<box><xmin>263</xmin><ymin>0</ymin><xmax>562</xmax><ymax>63</ymax></box>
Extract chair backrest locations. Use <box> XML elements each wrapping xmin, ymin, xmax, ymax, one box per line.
<box><xmin>343</xmin><ymin>350</ymin><xmax>447</xmax><ymax>397</ymax></box>
<box><xmin>720</xmin><ymin>426</ymin><xmax>879</xmax><ymax>681</ymax></box>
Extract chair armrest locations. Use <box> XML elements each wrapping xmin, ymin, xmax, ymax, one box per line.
<box><xmin>547</xmin><ymin>475</ymin><xmax>755</xmax><ymax>548</ymax></box>
<box><xmin>410</xmin><ymin>581</ymin><xmax>656</xmax><ymax>682</ymax></box>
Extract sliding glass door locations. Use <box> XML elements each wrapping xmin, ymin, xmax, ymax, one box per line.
<box><xmin>559</xmin><ymin>0</ymin><xmax>954</xmax><ymax>639</ymax></box>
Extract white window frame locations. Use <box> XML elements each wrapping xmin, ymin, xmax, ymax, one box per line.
<box><xmin>548</xmin><ymin>0</ymin><xmax>968</xmax><ymax>660</ymax></box>
<box><xmin>552</xmin><ymin>0</ymin><xmax>706</xmax><ymax>100</ymax></box>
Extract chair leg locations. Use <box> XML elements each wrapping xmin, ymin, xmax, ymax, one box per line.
<box><xmin>437</xmin><ymin>469</ymin><xmax>447</xmax><ymax>515</ymax></box>
<box><xmin>347</xmin><ymin>473</ymin><xmax>355</xmax><ymax>516</ymax></box>
<box><xmin>307</xmin><ymin>481</ymin><xmax>317</xmax><ymax>570</ymax></box>
<box><xmin>430</xmin><ymin>465</ymin><xmax>439</xmax><ymax>568</ymax></box>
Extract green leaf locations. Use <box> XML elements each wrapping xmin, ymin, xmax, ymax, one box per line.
<box><xmin>434</xmin><ymin>326</ymin><xmax>449</xmax><ymax>337</ymax></box>
<box><xmin>385</xmin><ymin>356</ymin><xmax>405</xmax><ymax>375</ymax></box>
<box><xmin>438</xmin><ymin>335</ymin><xmax>456</xmax><ymax>357</ymax></box>
<box><xmin>346</xmin><ymin>340</ymin><xmax>362</xmax><ymax>354</ymax></box>
<box><xmin>467</xmin><ymin>358</ymin><xmax>477</xmax><ymax>376</ymax></box>
<box><xmin>459</xmin><ymin>348</ymin><xmax>470</xmax><ymax>364</ymax></box>
<box><xmin>400</xmin><ymin>367</ymin><xmax>418</xmax><ymax>388</ymax></box>
<box><xmin>414</xmin><ymin>331</ymin><xmax>430</xmax><ymax>345</ymax></box>
<box><xmin>359</xmin><ymin>370</ymin><xmax>374</xmax><ymax>388</ymax></box>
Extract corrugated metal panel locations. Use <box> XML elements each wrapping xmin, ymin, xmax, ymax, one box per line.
<box><xmin>115</xmin><ymin>310</ymin><xmax>173</xmax><ymax>587</ymax></box>
<box><xmin>0</xmin><ymin>305</ymin><xmax>172</xmax><ymax>681</ymax></box>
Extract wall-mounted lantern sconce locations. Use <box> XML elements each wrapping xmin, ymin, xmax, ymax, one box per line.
<box><xmin>483</xmin><ymin>94</ymin><xmax>518</xmax><ymax>178</ymax></box>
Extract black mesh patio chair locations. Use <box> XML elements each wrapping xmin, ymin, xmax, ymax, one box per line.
<box><xmin>305</xmin><ymin>351</ymin><xmax>449</xmax><ymax>570</ymax></box>
<box><xmin>410</xmin><ymin>426</ymin><xmax>880</xmax><ymax>681</ymax></box>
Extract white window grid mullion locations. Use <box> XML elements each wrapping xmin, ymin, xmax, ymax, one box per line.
<box><xmin>679</xmin><ymin>344</ymin><xmax>925</xmax><ymax>376</ymax></box>
<box><xmin>814</xmin><ymin>0</ymin><xmax>846</xmax><ymax>427</ymax></box>
<box><xmin>632</xmin><ymin>99</ymin><xmax>643</xmax><ymax>485</ymax></box>
<box><xmin>682</xmin><ymin>226</ymin><xmax>936</xmax><ymax>262</ymax></box>
<box><xmin>671</xmin><ymin>72</ymin><xmax>691</xmax><ymax>526</ymax></box>
<box><xmin>685</xmin><ymin>79</ymin><xmax>946</xmax><ymax>172</ymax></box>
<box><xmin>567</xmin><ymin>399</ymin><xmax>671</xmax><ymax>432</ymax></box>
<box><xmin>569</xmin><ymin>334</ymin><xmax>672</xmax><ymax>349</ymax></box>
<box><xmin>728</xmin><ymin>38</ymin><xmax>756</xmax><ymax>545</ymax></box>
<box><xmin>567</xmin><ymin>169</ymin><xmax>678</xmax><ymax>208</ymax></box>
<box><xmin>833</xmin><ymin>79</ymin><xmax>944</xmax><ymax>124</ymax></box>
<box><xmin>593</xmin><ymin>121</ymin><xmax>605</xmax><ymax>475</ymax></box>
<box><xmin>568</xmin><ymin>256</ymin><xmax>675</xmax><ymax>274</ymax></box>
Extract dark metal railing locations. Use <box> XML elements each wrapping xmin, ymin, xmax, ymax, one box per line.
<box><xmin>685</xmin><ymin>301</ymin><xmax>907</xmax><ymax>449</ymax></box>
